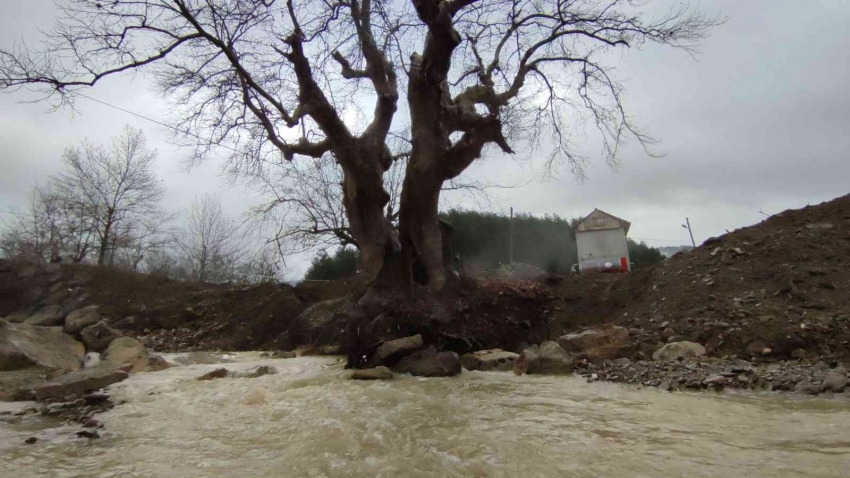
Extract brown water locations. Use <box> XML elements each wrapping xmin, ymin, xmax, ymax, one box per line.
<box><xmin>2</xmin><ymin>354</ymin><xmax>849</xmax><ymax>477</ymax></box>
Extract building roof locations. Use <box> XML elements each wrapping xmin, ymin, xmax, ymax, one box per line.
<box><xmin>574</xmin><ymin>208</ymin><xmax>631</xmax><ymax>235</ymax></box>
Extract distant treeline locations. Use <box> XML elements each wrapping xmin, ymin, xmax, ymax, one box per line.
<box><xmin>304</xmin><ymin>209</ymin><xmax>664</xmax><ymax>280</ymax></box>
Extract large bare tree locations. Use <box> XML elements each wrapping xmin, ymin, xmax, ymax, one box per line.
<box><xmin>0</xmin><ymin>0</ymin><xmax>721</xmax><ymax>292</ymax></box>
<box><xmin>54</xmin><ymin>126</ymin><xmax>166</xmax><ymax>265</ymax></box>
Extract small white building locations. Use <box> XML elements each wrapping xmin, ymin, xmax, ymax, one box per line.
<box><xmin>574</xmin><ymin>209</ymin><xmax>631</xmax><ymax>272</ymax></box>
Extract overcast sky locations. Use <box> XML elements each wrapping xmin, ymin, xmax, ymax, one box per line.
<box><xmin>2</xmin><ymin>0</ymin><xmax>849</xmax><ymax>278</ymax></box>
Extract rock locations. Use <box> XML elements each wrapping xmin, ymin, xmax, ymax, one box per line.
<box><xmin>101</xmin><ymin>337</ymin><xmax>151</xmax><ymax>373</ymax></box>
<box><xmin>197</xmin><ymin>368</ymin><xmax>229</xmax><ymax>381</ymax></box>
<box><xmin>652</xmin><ymin>341</ymin><xmax>706</xmax><ymax>362</ymax></box>
<box><xmin>45</xmin><ymin>288</ymin><xmax>72</xmax><ymax>306</ymax></box>
<box><xmin>704</xmin><ymin>374</ymin><xmax>726</xmax><ymax>385</ymax></box>
<box><xmin>376</xmin><ymin>334</ymin><xmax>424</xmax><ymax>362</ymax></box>
<box><xmin>21</xmin><ymin>367</ymin><xmax>128</xmax><ymax>401</ymax></box>
<box><xmin>515</xmin><ymin>342</ymin><xmax>574</xmax><ymax>375</ymax></box>
<box><xmin>745</xmin><ymin>341</ymin><xmax>767</xmax><ymax>356</ymax></box>
<box><xmin>821</xmin><ymin>368</ymin><xmax>848</xmax><ymax>393</ymax></box>
<box><xmin>76</xmin><ymin>430</ymin><xmax>100</xmax><ymax>440</ymax></box>
<box><xmin>145</xmin><ymin>355</ymin><xmax>170</xmax><ymax>372</ymax></box>
<box><xmin>806</xmin><ymin>222</ymin><xmax>834</xmax><ymax>230</ymax></box>
<box><xmin>240</xmin><ymin>365</ymin><xmax>276</xmax><ymax>378</ymax></box>
<box><xmin>272</xmin><ymin>350</ymin><xmax>297</xmax><ymax>359</ymax></box>
<box><xmin>611</xmin><ymin>358</ymin><xmax>632</xmax><ymax>367</ymax></box>
<box><xmin>83</xmin><ymin>352</ymin><xmax>101</xmax><ymax>369</ymax></box>
<box><xmin>25</xmin><ymin>437</ymin><xmax>37</xmax><ymax>444</ymax></box>
<box><xmin>795</xmin><ymin>381</ymin><xmax>820</xmax><ymax>395</ymax></box>
<box><xmin>0</xmin><ymin>320</ymin><xmax>84</xmax><ymax>372</ymax></box>
<box><xmin>79</xmin><ymin>321</ymin><xmax>121</xmax><ymax>353</ymax></box>
<box><xmin>171</xmin><ymin>352</ymin><xmax>231</xmax><ymax>365</ymax></box>
<box><xmin>460</xmin><ymin>349</ymin><xmax>519</xmax><ymax>372</ymax></box>
<box><xmin>351</xmin><ymin>366</ymin><xmax>395</xmax><ymax>380</ymax></box>
<box><xmin>394</xmin><ymin>346</ymin><xmax>461</xmax><ymax>377</ymax></box>
<box><xmin>557</xmin><ymin>326</ymin><xmax>629</xmax><ymax>361</ymax></box>
<box><xmin>64</xmin><ymin>306</ymin><xmax>101</xmax><ymax>335</ymax></box>
<box><xmin>23</xmin><ymin>305</ymin><xmax>64</xmax><ymax>327</ymax></box>
<box><xmin>2</xmin><ymin>309</ymin><xmax>32</xmax><ymax>324</ymax></box>
<box><xmin>703</xmin><ymin>236</ymin><xmax>722</xmax><ymax>246</ymax></box>
<box><xmin>0</xmin><ymin>368</ymin><xmax>54</xmax><ymax>401</ymax></box>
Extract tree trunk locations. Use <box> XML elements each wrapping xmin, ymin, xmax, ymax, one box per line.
<box><xmin>337</xmin><ymin>144</ymin><xmax>393</xmax><ymax>282</ymax></box>
<box><xmin>97</xmin><ymin>219</ymin><xmax>112</xmax><ymax>266</ymax></box>
<box><xmin>398</xmin><ymin>161</ymin><xmax>445</xmax><ymax>290</ymax></box>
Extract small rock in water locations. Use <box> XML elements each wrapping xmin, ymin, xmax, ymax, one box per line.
<box><xmin>82</xmin><ymin>419</ymin><xmax>101</xmax><ymax>429</ymax></box>
<box><xmin>25</xmin><ymin>437</ymin><xmax>37</xmax><ymax>444</ymax></box>
<box><xmin>196</xmin><ymin>368</ymin><xmax>229</xmax><ymax>381</ymax></box>
<box><xmin>240</xmin><ymin>365</ymin><xmax>276</xmax><ymax>378</ymax></box>
<box><xmin>76</xmin><ymin>430</ymin><xmax>100</xmax><ymax>440</ymax></box>
<box><xmin>351</xmin><ymin>366</ymin><xmax>395</xmax><ymax>381</ymax></box>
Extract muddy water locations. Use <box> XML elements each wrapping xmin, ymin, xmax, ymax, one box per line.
<box><xmin>2</xmin><ymin>354</ymin><xmax>849</xmax><ymax>478</ymax></box>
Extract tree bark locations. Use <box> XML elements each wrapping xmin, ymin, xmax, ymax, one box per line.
<box><xmin>97</xmin><ymin>216</ymin><xmax>113</xmax><ymax>266</ymax></box>
<box><xmin>398</xmin><ymin>164</ymin><xmax>445</xmax><ymax>290</ymax></box>
<box><xmin>338</xmin><ymin>142</ymin><xmax>393</xmax><ymax>282</ymax></box>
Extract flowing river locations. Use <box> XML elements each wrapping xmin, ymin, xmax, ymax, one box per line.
<box><xmin>2</xmin><ymin>353</ymin><xmax>849</xmax><ymax>477</ymax></box>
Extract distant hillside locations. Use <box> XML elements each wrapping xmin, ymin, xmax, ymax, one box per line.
<box><xmin>657</xmin><ymin>245</ymin><xmax>694</xmax><ymax>258</ymax></box>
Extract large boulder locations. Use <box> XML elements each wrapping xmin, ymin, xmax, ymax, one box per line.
<box><xmin>101</xmin><ymin>336</ymin><xmax>149</xmax><ymax>373</ymax></box>
<box><xmin>653</xmin><ymin>341</ymin><xmax>706</xmax><ymax>362</ymax></box>
<box><xmin>350</xmin><ymin>366</ymin><xmax>395</xmax><ymax>380</ymax></box>
<box><xmin>0</xmin><ymin>368</ymin><xmax>53</xmax><ymax>401</ymax></box>
<box><xmin>394</xmin><ymin>346</ymin><xmax>461</xmax><ymax>377</ymax></box>
<box><xmin>0</xmin><ymin>319</ymin><xmax>84</xmax><ymax>372</ymax></box>
<box><xmin>558</xmin><ymin>326</ymin><xmax>630</xmax><ymax>361</ymax></box>
<box><xmin>821</xmin><ymin>367</ymin><xmax>848</xmax><ymax>393</ymax></box>
<box><xmin>64</xmin><ymin>305</ymin><xmax>101</xmax><ymax>335</ymax></box>
<box><xmin>376</xmin><ymin>334</ymin><xmax>424</xmax><ymax>362</ymax></box>
<box><xmin>2</xmin><ymin>309</ymin><xmax>32</xmax><ymax>324</ymax></box>
<box><xmin>19</xmin><ymin>367</ymin><xmax>129</xmax><ymax>401</ymax></box>
<box><xmin>514</xmin><ymin>341</ymin><xmax>574</xmax><ymax>375</ymax></box>
<box><xmin>45</xmin><ymin>287</ymin><xmax>72</xmax><ymax>306</ymax></box>
<box><xmin>23</xmin><ymin>305</ymin><xmax>64</xmax><ymax>327</ymax></box>
<box><xmin>460</xmin><ymin>349</ymin><xmax>519</xmax><ymax>372</ymax></box>
<box><xmin>79</xmin><ymin>321</ymin><xmax>121</xmax><ymax>352</ymax></box>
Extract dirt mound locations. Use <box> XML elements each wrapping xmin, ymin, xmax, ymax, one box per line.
<box><xmin>0</xmin><ymin>262</ymin><xmax>307</xmax><ymax>353</ymax></box>
<box><xmin>551</xmin><ymin>193</ymin><xmax>850</xmax><ymax>363</ymax></box>
<box><xmin>3</xmin><ymin>193</ymin><xmax>848</xmax><ymax>371</ymax></box>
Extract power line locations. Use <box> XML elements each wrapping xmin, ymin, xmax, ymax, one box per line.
<box><xmin>73</xmin><ymin>92</ymin><xmax>243</xmax><ymax>155</ymax></box>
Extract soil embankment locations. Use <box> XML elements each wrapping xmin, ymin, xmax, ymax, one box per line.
<box><xmin>2</xmin><ymin>194</ymin><xmax>849</xmax><ymax>395</ymax></box>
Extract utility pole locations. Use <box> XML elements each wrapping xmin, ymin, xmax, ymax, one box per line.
<box><xmin>683</xmin><ymin>217</ymin><xmax>696</xmax><ymax>248</ymax></box>
<box><xmin>509</xmin><ymin>207</ymin><xmax>514</xmax><ymax>264</ymax></box>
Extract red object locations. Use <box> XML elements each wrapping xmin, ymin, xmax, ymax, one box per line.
<box><xmin>620</xmin><ymin>257</ymin><xmax>629</xmax><ymax>272</ymax></box>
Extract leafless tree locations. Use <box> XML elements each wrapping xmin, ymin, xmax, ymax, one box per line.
<box><xmin>178</xmin><ymin>194</ymin><xmax>240</xmax><ymax>282</ymax></box>
<box><xmin>53</xmin><ymin>126</ymin><xmax>166</xmax><ymax>265</ymax></box>
<box><xmin>111</xmin><ymin>210</ymin><xmax>177</xmax><ymax>271</ymax></box>
<box><xmin>0</xmin><ymin>0</ymin><xmax>722</xmax><ymax>292</ymax></box>
<box><xmin>0</xmin><ymin>185</ymin><xmax>95</xmax><ymax>263</ymax></box>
